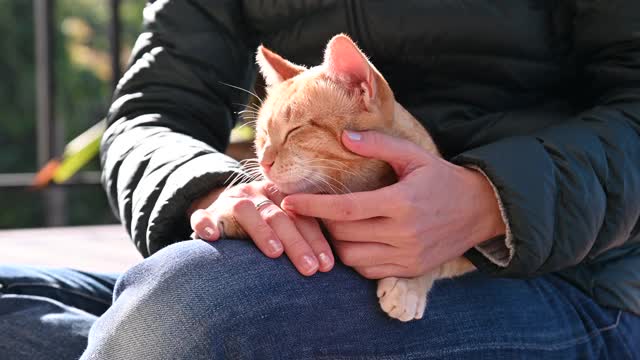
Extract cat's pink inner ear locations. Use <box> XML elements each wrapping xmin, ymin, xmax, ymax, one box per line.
<box><xmin>256</xmin><ymin>46</ymin><xmax>306</xmax><ymax>87</ymax></box>
<box><xmin>323</xmin><ymin>35</ymin><xmax>375</xmax><ymax>98</ymax></box>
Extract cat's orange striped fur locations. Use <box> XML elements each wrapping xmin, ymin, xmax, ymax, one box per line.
<box><xmin>224</xmin><ymin>34</ymin><xmax>474</xmax><ymax>321</ymax></box>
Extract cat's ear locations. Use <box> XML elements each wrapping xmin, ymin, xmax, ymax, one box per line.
<box><xmin>323</xmin><ymin>34</ymin><xmax>377</xmax><ymax>109</ymax></box>
<box><xmin>256</xmin><ymin>45</ymin><xmax>306</xmax><ymax>87</ymax></box>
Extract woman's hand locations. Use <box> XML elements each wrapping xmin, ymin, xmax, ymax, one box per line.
<box><xmin>189</xmin><ymin>180</ymin><xmax>334</xmax><ymax>276</ymax></box>
<box><xmin>282</xmin><ymin>130</ymin><xmax>505</xmax><ymax>279</ymax></box>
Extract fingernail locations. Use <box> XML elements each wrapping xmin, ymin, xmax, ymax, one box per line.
<box><xmin>302</xmin><ymin>255</ymin><xmax>319</xmax><ymax>273</ymax></box>
<box><xmin>203</xmin><ymin>226</ymin><xmax>214</xmax><ymax>238</ymax></box>
<box><xmin>345</xmin><ymin>130</ymin><xmax>362</xmax><ymax>141</ymax></box>
<box><xmin>281</xmin><ymin>201</ymin><xmax>294</xmax><ymax>211</ymax></box>
<box><xmin>318</xmin><ymin>252</ymin><xmax>332</xmax><ymax>266</ymax></box>
<box><xmin>268</xmin><ymin>239</ymin><xmax>283</xmax><ymax>253</ymax></box>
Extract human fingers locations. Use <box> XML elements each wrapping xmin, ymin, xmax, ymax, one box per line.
<box><xmin>291</xmin><ymin>215</ymin><xmax>334</xmax><ymax>272</ymax></box>
<box><xmin>261</xmin><ymin>183</ymin><xmax>333</xmax><ymax>272</ymax></box>
<box><xmin>281</xmin><ymin>188</ymin><xmax>396</xmax><ymax>221</ymax></box>
<box><xmin>333</xmin><ymin>240</ymin><xmax>397</xmax><ymax>267</ymax></box>
<box><xmin>190</xmin><ymin>209</ymin><xmax>221</xmax><ymax>240</ymax></box>
<box><xmin>353</xmin><ymin>264</ymin><xmax>414</xmax><ymax>280</ymax></box>
<box><xmin>341</xmin><ymin>130</ymin><xmax>435</xmax><ymax>177</ymax></box>
<box><xmin>256</xmin><ymin>200</ymin><xmax>320</xmax><ymax>276</ymax></box>
<box><xmin>230</xmin><ymin>198</ymin><xmax>285</xmax><ymax>258</ymax></box>
<box><xmin>324</xmin><ymin>218</ymin><xmax>396</xmax><ymax>243</ymax></box>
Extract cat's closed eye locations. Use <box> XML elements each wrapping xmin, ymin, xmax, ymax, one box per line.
<box><xmin>284</xmin><ymin>125</ymin><xmax>303</xmax><ymax>142</ymax></box>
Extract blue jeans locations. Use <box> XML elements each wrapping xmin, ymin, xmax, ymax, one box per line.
<box><xmin>0</xmin><ymin>266</ymin><xmax>117</xmax><ymax>360</ymax></box>
<box><xmin>2</xmin><ymin>240</ymin><xmax>639</xmax><ymax>359</ymax></box>
<box><xmin>83</xmin><ymin>240</ymin><xmax>639</xmax><ymax>359</ymax></box>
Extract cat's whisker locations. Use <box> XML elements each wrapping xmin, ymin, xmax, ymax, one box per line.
<box><xmin>243</xmin><ymin>168</ymin><xmax>264</xmax><ymax>179</ymax></box>
<box><xmin>224</xmin><ymin>170</ymin><xmax>244</xmax><ymax>186</ymax></box>
<box><xmin>237</xmin><ymin>118</ymin><xmax>258</xmax><ymax>124</ymax></box>
<box><xmin>238</xmin><ymin>107</ymin><xmax>259</xmax><ymax>114</ymax></box>
<box><xmin>224</xmin><ymin>171</ymin><xmax>249</xmax><ymax>192</ymax></box>
<box><xmin>303</xmin><ymin>170</ymin><xmax>343</xmax><ymax>195</ymax></box>
<box><xmin>299</xmin><ymin>158</ymin><xmax>362</xmax><ymax>173</ymax></box>
<box><xmin>236</xmin><ymin>119</ymin><xmax>258</xmax><ymax>128</ymax></box>
<box><xmin>237</xmin><ymin>114</ymin><xmax>258</xmax><ymax>121</ymax></box>
<box><xmin>330</xmin><ymin>178</ymin><xmax>354</xmax><ymax>196</ymax></box>
<box><xmin>219</xmin><ymin>81</ymin><xmax>263</xmax><ymax>104</ymax></box>
<box><xmin>243</xmin><ymin>165</ymin><xmax>263</xmax><ymax>173</ymax></box>
<box><xmin>239</xmin><ymin>160</ymin><xmax>260</xmax><ymax>166</ymax></box>
<box><xmin>248</xmin><ymin>172</ymin><xmax>265</xmax><ymax>180</ymax></box>
<box><xmin>233</xmin><ymin>103</ymin><xmax>260</xmax><ymax>115</ymax></box>
<box><xmin>302</xmin><ymin>163</ymin><xmax>368</xmax><ymax>186</ymax></box>
<box><xmin>308</xmin><ymin>168</ymin><xmax>356</xmax><ymax>200</ymax></box>
<box><xmin>243</xmin><ymin>101</ymin><xmax>262</xmax><ymax>110</ymax></box>
<box><xmin>293</xmin><ymin>155</ymin><xmax>353</xmax><ymax>194</ymax></box>
<box><xmin>243</xmin><ymin>168</ymin><xmax>262</xmax><ymax>175</ymax></box>
<box><xmin>304</xmin><ymin>164</ymin><xmax>361</xmax><ymax>178</ymax></box>
<box><xmin>302</xmin><ymin>159</ymin><xmax>363</xmax><ymax>175</ymax></box>
<box><xmin>237</xmin><ymin>111</ymin><xmax>259</xmax><ymax>118</ymax></box>
<box><xmin>267</xmin><ymin>186</ymin><xmax>280</xmax><ymax>196</ymax></box>
<box><xmin>223</xmin><ymin>158</ymin><xmax>264</xmax><ymax>191</ymax></box>
<box><xmin>239</xmin><ymin>158</ymin><xmax>260</xmax><ymax>166</ymax></box>
<box><xmin>301</xmin><ymin>172</ymin><xmax>329</xmax><ymax>194</ymax></box>
<box><xmin>245</xmin><ymin>103</ymin><xmax>262</xmax><ymax>113</ymax></box>
<box><xmin>302</xmin><ymin>176</ymin><xmax>324</xmax><ymax>195</ymax></box>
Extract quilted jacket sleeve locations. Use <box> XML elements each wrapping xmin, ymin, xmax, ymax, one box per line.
<box><xmin>101</xmin><ymin>0</ymin><xmax>257</xmax><ymax>257</ymax></box>
<box><xmin>453</xmin><ymin>0</ymin><xmax>640</xmax><ymax>276</ymax></box>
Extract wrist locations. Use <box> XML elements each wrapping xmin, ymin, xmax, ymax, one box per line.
<box><xmin>187</xmin><ymin>186</ymin><xmax>226</xmax><ymax>218</ymax></box>
<box><xmin>464</xmin><ymin>167</ymin><xmax>506</xmax><ymax>246</ymax></box>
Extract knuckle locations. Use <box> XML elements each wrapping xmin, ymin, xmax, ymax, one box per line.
<box><xmin>336</xmin><ymin>247</ymin><xmax>356</xmax><ymax>266</ymax></box>
<box><xmin>336</xmin><ymin>201</ymin><xmax>355</xmax><ymax>219</ymax></box>
<box><xmin>368</xmin><ymin>131</ymin><xmax>383</xmax><ymax>148</ymax></box>
<box><xmin>232</xmin><ymin>184</ymin><xmax>247</xmax><ymax>193</ymax></box>
<box><xmin>404</xmin><ymin>223</ymin><xmax>421</xmax><ymax>239</ymax></box>
<box><xmin>358</xmin><ymin>267</ymin><xmax>379</xmax><ymax>279</ymax></box>
<box><xmin>406</xmin><ymin>258</ymin><xmax>421</xmax><ymax>273</ymax></box>
<box><xmin>189</xmin><ymin>211</ymin><xmax>207</xmax><ymax>227</ymax></box>
<box><xmin>284</xmin><ymin>236</ymin><xmax>307</xmax><ymax>253</ymax></box>
<box><xmin>252</xmin><ymin>221</ymin><xmax>273</xmax><ymax>237</ymax></box>
<box><xmin>228</xmin><ymin>183</ymin><xmax>251</xmax><ymax>196</ymax></box>
<box><xmin>262</xmin><ymin>208</ymin><xmax>287</xmax><ymax>224</ymax></box>
<box><xmin>231</xmin><ymin>198</ymin><xmax>253</xmax><ymax>213</ymax></box>
<box><xmin>323</xmin><ymin>220</ymin><xmax>337</xmax><ymax>233</ymax></box>
<box><xmin>263</xmin><ymin>182</ymin><xmax>280</xmax><ymax>197</ymax></box>
<box><xmin>396</xmin><ymin>187</ymin><xmax>416</xmax><ymax>209</ymax></box>
<box><xmin>193</xmin><ymin>220</ymin><xmax>210</xmax><ymax>232</ymax></box>
<box><xmin>315</xmin><ymin>238</ymin><xmax>331</xmax><ymax>252</ymax></box>
<box><xmin>302</xmin><ymin>229</ymin><xmax>327</xmax><ymax>247</ymax></box>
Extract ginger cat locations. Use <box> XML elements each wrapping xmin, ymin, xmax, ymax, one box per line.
<box><xmin>228</xmin><ymin>34</ymin><xmax>474</xmax><ymax>321</ymax></box>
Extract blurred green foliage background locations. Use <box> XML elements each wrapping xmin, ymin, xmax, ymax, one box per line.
<box><xmin>0</xmin><ymin>0</ymin><xmax>146</xmax><ymax>228</ymax></box>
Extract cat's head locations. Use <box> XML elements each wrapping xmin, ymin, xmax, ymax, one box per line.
<box><xmin>253</xmin><ymin>34</ymin><xmax>396</xmax><ymax>194</ymax></box>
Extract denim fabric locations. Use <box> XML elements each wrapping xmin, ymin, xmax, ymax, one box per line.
<box><xmin>79</xmin><ymin>240</ymin><xmax>640</xmax><ymax>360</ymax></box>
<box><xmin>0</xmin><ymin>266</ymin><xmax>117</xmax><ymax>360</ymax></box>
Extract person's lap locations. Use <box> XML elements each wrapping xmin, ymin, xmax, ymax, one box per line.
<box><xmin>0</xmin><ymin>266</ymin><xmax>117</xmax><ymax>360</ymax></box>
<box><xmin>77</xmin><ymin>239</ymin><xmax>639</xmax><ymax>359</ymax></box>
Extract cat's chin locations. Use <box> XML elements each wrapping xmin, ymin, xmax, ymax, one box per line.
<box><xmin>271</xmin><ymin>180</ymin><xmax>321</xmax><ymax>195</ymax></box>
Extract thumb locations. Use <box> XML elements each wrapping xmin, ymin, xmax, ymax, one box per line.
<box><xmin>342</xmin><ymin>130</ymin><xmax>432</xmax><ymax>176</ymax></box>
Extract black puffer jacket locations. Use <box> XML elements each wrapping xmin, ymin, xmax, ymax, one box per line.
<box><xmin>102</xmin><ymin>0</ymin><xmax>640</xmax><ymax>315</ymax></box>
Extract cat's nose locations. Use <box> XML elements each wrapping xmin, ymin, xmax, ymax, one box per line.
<box><xmin>260</xmin><ymin>158</ymin><xmax>274</xmax><ymax>173</ymax></box>
<box><xmin>260</xmin><ymin>144</ymin><xmax>276</xmax><ymax>173</ymax></box>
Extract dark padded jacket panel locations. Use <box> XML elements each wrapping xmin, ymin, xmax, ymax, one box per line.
<box><xmin>102</xmin><ymin>0</ymin><xmax>640</xmax><ymax>314</ymax></box>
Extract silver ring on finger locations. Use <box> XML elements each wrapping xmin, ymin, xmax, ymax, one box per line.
<box><xmin>255</xmin><ymin>199</ymin><xmax>275</xmax><ymax>211</ymax></box>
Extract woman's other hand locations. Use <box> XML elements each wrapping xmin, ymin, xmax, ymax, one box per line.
<box><xmin>282</xmin><ymin>131</ymin><xmax>505</xmax><ymax>279</ymax></box>
<box><xmin>189</xmin><ymin>180</ymin><xmax>334</xmax><ymax>276</ymax></box>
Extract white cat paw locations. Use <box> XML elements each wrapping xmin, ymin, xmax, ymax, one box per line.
<box><xmin>377</xmin><ymin>277</ymin><xmax>428</xmax><ymax>322</ymax></box>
